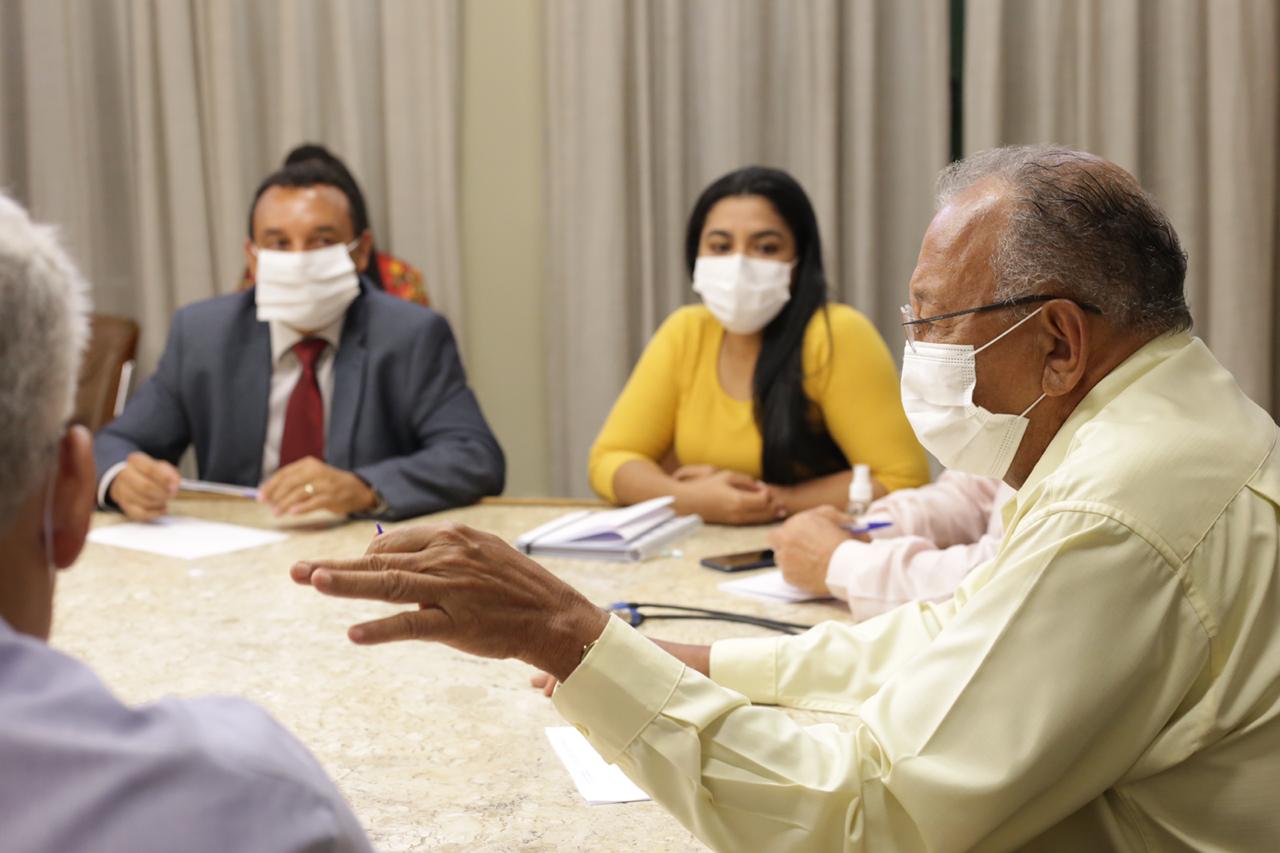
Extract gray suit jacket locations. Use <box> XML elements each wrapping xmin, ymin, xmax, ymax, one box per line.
<box><xmin>93</xmin><ymin>283</ymin><xmax>505</xmax><ymax>520</ymax></box>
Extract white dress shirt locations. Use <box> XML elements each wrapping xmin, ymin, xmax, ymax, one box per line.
<box><xmin>259</xmin><ymin>318</ymin><xmax>343</xmax><ymax>480</ymax></box>
<box><xmin>0</xmin><ymin>615</ymin><xmax>373</xmax><ymax>853</ymax></box>
<box><xmin>828</xmin><ymin>472</ymin><xmax>1014</xmax><ymax>620</ymax></box>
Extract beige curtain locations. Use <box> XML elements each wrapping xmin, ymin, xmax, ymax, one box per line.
<box><xmin>544</xmin><ymin>0</ymin><xmax>951</xmax><ymax>496</ymax></box>
<box><xmin>965</xmin><ymin>0</ymin><xmax>1280</xmax><ymax>415</ymax></box>
<box><xmin>0</xmin><ymin>0</ymin><xmax>463</xmax><ymax>372</ymax></box>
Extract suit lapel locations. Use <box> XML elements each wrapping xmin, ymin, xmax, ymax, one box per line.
<box><xmin>328</xmin><ymin>288</ymin><xmax>369</xmax><ymax>470</ymax></box>
<box><xmin>236</xmin><ymin>312</ymin><xmax>271</xmax><ymax>485</ymax></box>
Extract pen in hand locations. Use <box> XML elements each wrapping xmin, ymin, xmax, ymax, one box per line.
<box><xmin>841</xmin><ymin>520</ymin><xmax>893</xmax><ymax>536</ymax></box>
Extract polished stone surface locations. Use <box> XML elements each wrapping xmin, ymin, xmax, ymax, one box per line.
<box><xmin>54</xmin><ymin>497</ymin><xmax>851</xmax><ymax>852</ymax></box>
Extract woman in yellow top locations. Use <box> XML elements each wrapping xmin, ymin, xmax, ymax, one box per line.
<box><xmin>588</xmin><ymin>166</ymin><xmax>928</xmax><ymax>525</ymax></box>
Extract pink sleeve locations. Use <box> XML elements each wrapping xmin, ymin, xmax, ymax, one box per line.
<box><xmin>861</xmin><ymin>472</ymin><xmax>1004</xmax><ymax>548</ymax></box>
<box><xmin>825</xmin><ymin>531</ymin><xmax>1004</xmax><ymax>622</ymax></box>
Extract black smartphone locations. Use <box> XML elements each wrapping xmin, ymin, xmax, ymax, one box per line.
<box><xmin>700</xmin><ymin>549</ymin><xmax>776</xmax><ymax>572</ymax></box>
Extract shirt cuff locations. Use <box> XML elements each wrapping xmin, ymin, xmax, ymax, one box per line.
<box><xmin>708</xmin><ymin>635</ymin><xmax>781</xmax><ymax>705</ymax></box>
<box><xmin>552</xmin><ymin>615</ymin><xmax>685</xmax><ymax>763</ymax></box>
<box><xmin>588</xmin><ymin>451</ymin><xmax>649</xmax><ymax>504</ymax></box>
<box><xmin>97</xmin><ymin>461</ymin><xmax>128</xmax><ymax>510</ymax></box>
<box><xmin>824</xmin><ymin>539</ymin><xmax>862</xmax><ymax>598</ymax></box>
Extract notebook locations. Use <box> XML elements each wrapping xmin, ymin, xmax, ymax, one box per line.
<box><xmin>515</xmin><ymin>496</ymin><xmax>701</xmax><ymax>562</ymax></box>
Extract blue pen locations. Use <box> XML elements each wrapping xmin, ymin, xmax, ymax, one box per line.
<box><xmin>842</xmin><ymin>520</ymin><xmax>894</xmax><ymax>536</ymax></box>
<box><xmin>375</xmin><ymin>523</ymin><xmax>384</xmax><ymax>536</ymax></box>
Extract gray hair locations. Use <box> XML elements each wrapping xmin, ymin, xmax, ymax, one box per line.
<box><xmin>936</xmin><ymin>145</ymin><xmax>1191</xmax><ymax>334</ymax></box>
<box><xmin>0</xmin><ymin>193</ymin><xmax>91</xmax><ymax>531</ymax></box>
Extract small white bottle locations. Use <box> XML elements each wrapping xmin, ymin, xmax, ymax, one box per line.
<box><xmin>847</xmin><ymin>463</ymin><xmax>873</xmax><ymax>517</ymax></box>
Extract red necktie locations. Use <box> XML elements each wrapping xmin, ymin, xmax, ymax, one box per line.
<box><xmin>279</xmin><ymin>338</ymin><xmax>328</xmax><ymax>468</ymax></box>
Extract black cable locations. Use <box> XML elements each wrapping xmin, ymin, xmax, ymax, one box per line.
<box><xmin>609</xmin><ymin>602</ymin><xmax>814</xmax><ymax>635</ymax></box>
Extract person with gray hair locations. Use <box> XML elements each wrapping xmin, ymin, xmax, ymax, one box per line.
<box><xmin>293</xmin><ymin>145</ymin><xmax>1280</xmax><ymax>850</ymax></box>
<box><xmin>0</xmin><ymin>193</ymin><xmax>374</xmax><ymax>853</ymax></box>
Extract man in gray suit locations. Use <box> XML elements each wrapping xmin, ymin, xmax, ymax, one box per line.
<box><xmin>95</xmin><ymin>160</ymin><xmax>504</xmax><ymax>521</ymax></box>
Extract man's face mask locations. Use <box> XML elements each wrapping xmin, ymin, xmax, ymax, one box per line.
<box><xmin>899</xmin><ymin>306</ymin><xmax>1046</xmax><ymax>479</ymax></box>
<box><xmin>692</xmin><ymin>253</ymin><xmax>794</xmax><ymax>335</ymax></box>
<box><xmin>254</xmin><ymin>240</ymin><xmax>360</xmax><ymax>331</ymax></box>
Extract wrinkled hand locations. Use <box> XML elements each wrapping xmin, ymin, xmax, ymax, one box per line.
<box><xmin>290</xmin><ymin>522</ymin><xmax>610</xmax><ymax>681</ymax></box>
<box><xmin>259</xmin><ymin>456</ymin><xmax>377</xmax><ymax>516</ymax></box>
<box><xmin>108</xmin><ymin>452</ymin><xmax>180</xmax><ymax>521</ymax></box>
<box><xmin>768</xmin><ymin>506</ymin><xmax>862</xmax><ymax>595</ymax></box>
<box><xmin>677</xmin><ymin>469</ymin><xmax>784</xmax><ymax>525</ymax></box>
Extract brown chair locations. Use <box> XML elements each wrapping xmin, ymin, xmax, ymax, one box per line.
<box><xmin>74</xmin><ymin>314</ymin><xmax>139</xmax><ymax>432</ymax></box>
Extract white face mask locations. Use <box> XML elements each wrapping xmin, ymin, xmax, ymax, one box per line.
<box><xmin>254</xmin><ymin>240</ymin><xmax>361</xmax><ymax>331</ymax></box>
<box><xmin>900</xmin><ymin>307</ymin><xmax>1047</xmax><ymax>479</ymax></box>
<box><xmin>692</xmin><ymin>253</ymin><xmax>794</xmax><ymax>335</ymax></box>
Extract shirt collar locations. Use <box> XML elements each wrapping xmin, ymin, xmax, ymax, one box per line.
<box><xmin>0</xmin><ymin>611</ymin><xmax>36</xmax><ymax>647</ymax></box>
<box><xmin>268</xmin><ymin>317</ymin><xmax>344</xmax><ymax>366</ymax></box>
<box><xmin>1004</xmin><ymin>332</ymin><xmax>1195</xmax><ymax>525</ymax></box>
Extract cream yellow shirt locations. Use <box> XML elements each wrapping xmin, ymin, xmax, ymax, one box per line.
<box><xmin>587</xmin><ymin>304</ymin><xmax>929</xmax><ymax>500</ymax></box>
<box><xmin>555</xmin><ymin>333</ymin><xmax>1280</xmax><ymax>851</ymax></box>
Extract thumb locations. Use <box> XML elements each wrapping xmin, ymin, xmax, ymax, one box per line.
<box><xmin>157</xmin><ymin>461</ymin><xmax>182</xmax><ymax>489</ymax></box>
<box><xmin>724</xmin><ymin>471</ymin><xmax>765</xmax><ymax>491</ymax></box>
<box><xmin>813</xmin><ymin>505</ymin><xmax>857</xmax><ymax>526</ymax></box>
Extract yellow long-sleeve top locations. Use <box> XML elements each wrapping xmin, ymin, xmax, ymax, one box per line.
<box><xmin>587</xmin><ymin>303</ymin><xmax>928</xmax><ymax>501</ymax></box>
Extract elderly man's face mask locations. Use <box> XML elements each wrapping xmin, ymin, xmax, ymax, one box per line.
<box><xmin>898</xmin><ymin>301</ymin><xmax>1048</xmax><ymax>479</ymax></box>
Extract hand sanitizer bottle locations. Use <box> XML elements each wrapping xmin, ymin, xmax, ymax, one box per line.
<box><xmin>847</xmin><ymin>464</ymin><xmax>872</xmax><ymax>516</ymax></box>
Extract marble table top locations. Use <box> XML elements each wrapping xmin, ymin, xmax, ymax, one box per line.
<box><xmin>54</xmin><ymin>497</ymin><xmax>852</xmax><ymax>852</ymax></box>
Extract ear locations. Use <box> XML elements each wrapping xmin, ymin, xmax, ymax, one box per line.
<box><xmin>49</xmin><ymin>425</ymin><xmax>96</xmax><ymax>570</ymax></box>
<box><xmin>244</xmin><ymin>238</ymin><xmax>258</xmax><ymax>281</ymax></box>
<box><xmin>352</xmin><ymin>230</ymin><xmax>374</xmax><ymax>273</ymax></box>
<box><xmin>1038</xmin><ymin>300</ymin><xmax>1090</xmax><ymax>398</ymax></box>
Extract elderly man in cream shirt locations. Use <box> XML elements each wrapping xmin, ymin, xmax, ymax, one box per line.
<box><xmin>295</xmin><ymin>145</ymin><xmax>1280</xmax><ymax>851</ymax></box>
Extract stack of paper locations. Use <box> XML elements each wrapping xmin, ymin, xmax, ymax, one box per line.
<box><xmin>544</xmin><ymin>727</ymin><xmax>651</xmax><ymax>804</ymax></box>
<box><xmin>720</xmin><ymin>569</ymin><xmax>833</xmax><ymax>603</ymax></box>
<box><xmin>515</xmin><ymin>496</ymin><xmax>700</xmax><ymax>562</ymax></box>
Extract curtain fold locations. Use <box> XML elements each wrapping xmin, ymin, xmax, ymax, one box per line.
<box><xmin>544</xmin><ymin>0</ymin><xmax>950</xmax><ymax>496</ymax></box>
<box><xmin>0</xmin><ymin>0</ymin><xmax>464</xmax><ymax>372</ymax></box>
<box><xmin>965</xmin><ymin>0</ymin><xmax>1280</xmax><ymax>415</ymax></box>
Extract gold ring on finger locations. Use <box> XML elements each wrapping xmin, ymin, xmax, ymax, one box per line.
<box><xmin>303</xmin><ymin>482</ymin><xmax>316</xmax><ymax>496</ymax></box>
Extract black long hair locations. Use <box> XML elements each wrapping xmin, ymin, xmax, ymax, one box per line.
<box><xmin>684</xmin><ymin>166</ymin><xmax>848</xmax><ymax>485</ymax></box>
<box><xmin>281</xmin><ymin>143</ymin><xmax>386</xmax><ymax>290</ymax></box>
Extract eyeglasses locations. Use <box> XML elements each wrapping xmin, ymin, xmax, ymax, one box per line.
<box><xmin>899</xmin><ymin>294</ymin><xmax>1103</xmax><ymax>350</ymax></box>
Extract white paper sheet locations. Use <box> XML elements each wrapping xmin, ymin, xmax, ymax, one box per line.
<box><xmin>720</xmin><ymin>569</ymin><xmax>833</xmax><ymax>603</ymax></box>
<box><xmin>88</xmin><ymin>516</ymin><xmax>288</xmax><ymax>560</ymax></box>
<box><xmin>544</xmin><ymin>726</ymin><xmax>651</xmax><ymax>804</ymax></box>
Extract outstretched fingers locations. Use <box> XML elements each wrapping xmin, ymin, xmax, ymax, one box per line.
<box><xmin>290</xmin><ymin>551</ymin><xmax>432</xmax><ymax>585</ymax></box>
<box><xmin>349</xmin><ymin>608</ymin><xmax>453</xmax><ymax>645</ymax></box>
<box><xmin>366</xmin><ymin>521</ymin><xmax>478</xmax><ymax>556</ymax></box>
<box><xmin>309</xmin><ymin>566</ymin><xmax>444</xmax><ymax>605</ymax></box>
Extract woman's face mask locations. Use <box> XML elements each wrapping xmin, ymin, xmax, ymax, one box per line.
<box><xmin>253</xmin><ymin>240</ymin><xmax>361</xmax><ymax>331</ymax></box>
<box><xmin>692</xmin><ymin>253</ymin><xmax>795</xmax><ymax>335</ymax></box>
